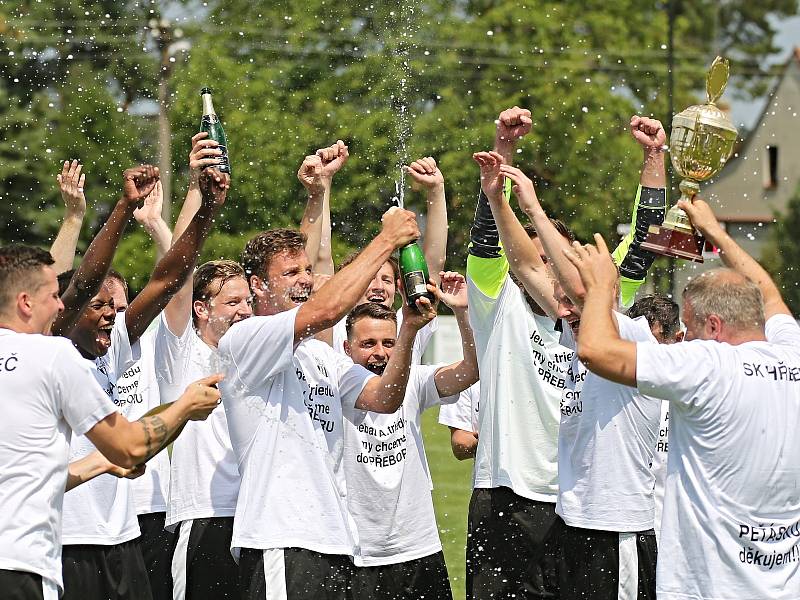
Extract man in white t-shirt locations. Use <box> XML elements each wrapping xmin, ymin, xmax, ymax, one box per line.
<box><xmin>475</xmin><ymin>111</ymin><xmax>669</xmax><ymax>599</ymax></box>
<box><xmin>342</xmin><ymin>272</ymin><xmax>478</xmax><ymax>600</ymax></box>
<box><xmin>296</xmin><ymin>142</ymin><xmax>446</xmax><ymax>362</ymax></box>
<box><xmin>624</xmin><ymin>294</ymin><xmax>684</xmax><ymax>544</ymax></box>
<box><xmin>106</xmin><ymin>272</ymin><xmax>174</xmax><ymax>600</ymax></box>
<box><xmin>59</xmin><ymin>166</ymin><xmax>230</xmax><ymax>600</ymax></box>
<box><xmin>155</xmin><ymin>259</ymin><xmax>252</xmax><ymax>600</ymax></box>
<box><xmin>461</xmin><ymin>108</ymin><xmax>578</xmax><ymax>600</ymax></box>
<box><xmin>219</xmin><ymin>208</ymin><xmax>425</xmax><ymax>600</ymax></box>
<box><xmin>564</xmin><ymin>198</ymin><xmax>800</xmax><ymax>600</ymax></box>
<box><xmin>0</xmin><ymin>244</ymin><xmax>222</xmax><ymax>600</ymax></box>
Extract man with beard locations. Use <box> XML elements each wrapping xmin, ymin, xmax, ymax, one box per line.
<box><xmin>488</xmin><ymin>114</ymin><xmax>668</xmax><ymax>598</ymax></box>
<box><xmin>342</xmin><ymin>271</ymin><xmax>478</xmax><ymax>600</ymax></box>
<box><xmin>296</xmin><ymin>142</ymin><xmax>447</xmax><ymax>363</ymax></box>
<box><xmin>564</xmin><ymin>198</ymin><xmax>800</xmax><ymax>600</ymax></box>
<box><xmin>0</xmin><ymin>244</ymin><xmax>222</xmax><ymax>600</ymax></box>
<box><xmin>218</xmin><ymin>208</ymin><xmax>427</xmax><ymax>600</ymax></box>
<box><xmin>59</xmin><ymin>166</ymin><xmax>230</xmax><ymax>600</ymax></box>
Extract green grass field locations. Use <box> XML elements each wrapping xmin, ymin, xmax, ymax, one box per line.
<box><xmin>421</xmin><ymin>408</ymin><xmax>473</xmax><ymax>600</ymax></box>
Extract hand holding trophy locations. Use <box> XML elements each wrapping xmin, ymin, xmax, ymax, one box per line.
<box><xmin>641</xmin><ymin>56</ymin><xmax>739</xmax><ymax>262</ymax></box>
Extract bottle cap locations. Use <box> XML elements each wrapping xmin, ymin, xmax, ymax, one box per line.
<box><xmin>200</xmin><ymin>87</ymin><xmax>212</xmax><ymax>95</ymax></box>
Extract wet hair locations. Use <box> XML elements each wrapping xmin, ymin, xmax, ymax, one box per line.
<box><xmin>192</xmin><ymin>260</ymin><xmax>248</xmax><ymax>324</ymax></box>
<box><xmin>523</xmin><ymin>218</ymin><xmax>575</xmax><ymax>243</ymax></box>
<box><xmin>627</xmin><ymin>294</ymin><xmax>681</xmax><ymax>339</ymax></box>
<box><xmin>340</xmin><ymin>252</ymin><xmax>400</xmax><ymax>282</ymax></box>
<box><xmin>105</xmin><ymin>269</ymin><xmax>129</xmax><ymax>298</ymax></box>
<box><xmin>682</xmin><ymin>268</ymin><xmax>765</xmax><ymax>332</ymax></box>
<box><xmin>345</xmin><ymin>302</ymin><xmax>397</xmax><ymax>340</ymax></box>
<box><xmin>0</xmin><ymin>245</ymin><xmax>55</xmax><ymax>311</ymax></box>
<box><xmin>58</xmin><ymin>268</ymin><xmax>76</xmax><ymax>297</ymax></box>
<box><xmin>241</xmin><ymin>229</ymin><xmax>307</xmax><ymax>284</ymax></box>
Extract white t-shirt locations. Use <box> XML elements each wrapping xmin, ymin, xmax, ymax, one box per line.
<box><xmin>62</xmin><ymin>315</ymin><xmax>142</xmax><ymax>545</ymax></box>
<box><xmin>468</xmin><ymin>276</ymin><xmax>572</xmax><ymax>502</ymax></box>
<box><xmin>557</xmin><ymin>312</ymin><xmax>660</xmax><ymax>532</ymax></box>
<box><xmin>121</xmin><ymin>328</ymin><xmax>170</xmax><ymax>515</ymax></box>
<box><xmin>154</xmin><ymin>313</ymin><xmax>239</xmax><ymax>528</ymax></box>
<box><xmin>344</xmin><ymin>364</ymin><xmax>457</xmax><ymax>566</ymax></box>
<box><xmin>0</xmin><ymin>330</ymin><xmax>115</xmax><ymax>591</ymax></box>
<box><xmin>637</xmin><ymin>314</ymin><xmax>800</xmax><ymax>600</ymax></box>
<box><xmin>332</xmin><ymin>308</ymin><xmax>437</xmax><ymax>365</ymax></box>
<box><xmin>218</xmin><ymin>307</ymin><xmax>376</xmax><ymax>556</ymax></box>
<box><xmin>438</xmin><ymin>382</ymin><xmax>480</xmax><ymax>433</ymax></box>
<box><xmin>651</xmin><ymin>402</ymin><xmax>669</xmax><ymax>543</ymax></box>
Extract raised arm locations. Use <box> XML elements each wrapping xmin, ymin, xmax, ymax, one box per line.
<box><xmin>612</xmin><ymin>116</ymin><xmax>668</xmax><ymax>308</ymax></box>
<box><xmin>50</xmin><ymin>160</ymin><xmax>87</xmax><ymax>274</ymax></box>
<box><xmin>432</xmin><ymin>272</ymin><xmax>479</xmax><ymax>396</ymax></box>
<box><xmin>292</xmin><ymin>207</ymin><xmax>420</xmax><ymax>344</ymax></box>
<box><xmin>85</xmin><ymin>374</ymin><xmax>223</xmax><ymax>468</ymax></box>
<box><xmin>133</xmin><ymin>181</ymin><xmax>172</xmax><ymax>262</ymax></box>
<box><xmin>163</xmin><ymin>132</ymin><xmax>222</xmax><ymax>337</ymax></box>
<box><xmin>406</xmin><ymin>157</ymin><xmax>446</xmax><ymax>284</ymax></box>
<box><xmin>299</xmin><ymin>140</ymin><xmax>347</xmax><ymax>274</ymax></box>
<box><xmin>473</xmin><ymin>151</ymin><xmax>558</xmax><ymax>317</ymax></box>
<box><xmin>505</xmin><ymin>160</ymin><xmax>586</xmax><ymax>308</ymax></box>
<box><xmin>124</xmin><ymin>168</ymin><xmax>229</xmax><ymax>344</ymax></box>
<box><xmin>356</xmin><ymin>298</ymin><xmax>435</xmax><ymax>413</ymax></box>
<box><xmin>681</xmin><ymin>198</ymin><xmax>792</xmax><ymax>319</ymax></box>
<box><xmin>53</xmin><ymin>165</ymin><xmax>159</xmax><ymax>336</ymax></box>
<box><xmin>466</xmin><ymin>107</ymin><xmax>532</xmax><ymax>298</ymax></box>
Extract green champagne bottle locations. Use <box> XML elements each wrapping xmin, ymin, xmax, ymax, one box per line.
<box><xmin>199</xmin><ymin>87</ymin><xmax>231</xmax><ymax>175</ymax></box>
<box><xmin>399</xmin><ymin>242</ymin><xmax>435</xmax><ymax>308</ymax></box>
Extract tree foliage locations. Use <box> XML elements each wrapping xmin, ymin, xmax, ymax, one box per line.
<box><xmin>764</xmin><ymin>183</ymin><xmax>800</xmax><ymax>315</ymax></box>
<box><xmin>0</xmin><ymin>0</ymin><xmax>796</xmax><ymax>288</ymax></box>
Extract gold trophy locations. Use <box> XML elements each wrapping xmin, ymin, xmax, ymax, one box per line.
<box><xmin>641</xmin><ymin>56</ymin><xmax>739</xmax><ymax>262</ymax></box>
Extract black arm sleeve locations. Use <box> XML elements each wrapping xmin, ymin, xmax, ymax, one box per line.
<box><xmin>469</xmin><ymin>189</ymin><xmax>502</xmax><ymax>258</ymax></box>
<box><xmin>617</xmin><ymin>186</ymin><xmax>667</xmax><ymax>281</ymax></box>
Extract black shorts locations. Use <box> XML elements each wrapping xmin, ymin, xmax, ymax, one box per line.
<box><xmin>171</xmin><ymin>517</ymin><xmax>240</xmax><ymax>599</ymax></box>
<box><xmin>62</xmin><ymin>538</ymin><xmax>153</xmax><ymax>600</ymax></box>
<box><xmin>239</xmin><ymin>547</ymin><xmax>353</xmax><ymax>600</ymax></box>
<box><xmin>350</xmin><ymin>551</ymin><xmax>453</xmax><ymax>600</ymax></box>
<box><xmin>466</xmin><ymin>486</ymin><xmax>564</xmax><ymax>600</ymax></box>
<box><xmin>0</xmin><ymin>570</ymin><xmax>58</xmax><ymax>600</ymax></box>
<box><xmin>559</xmin><ymin>524</ymin><xmax>657</xmax><ymax>600</ymax></box>
<box><xmin>137</xmin><ymin>512</ymin><xmax>177</xmax><ymax>600</ymax></box>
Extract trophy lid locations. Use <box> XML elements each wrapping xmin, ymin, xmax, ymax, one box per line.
<box><xmin>671</xmin><ymin>56</ymin><xmax>738</xmax><ymax>138</ymax></box>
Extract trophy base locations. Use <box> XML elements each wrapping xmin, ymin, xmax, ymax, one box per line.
<box><xmin>640</xmin><ymin>225</ymin><xmax>705</xmax><ymax>263</ymax></box>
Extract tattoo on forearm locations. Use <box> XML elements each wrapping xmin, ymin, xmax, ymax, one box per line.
<box><xmin>136</xmin><ymin>415</ymin><xmax>169</xmax><ymax>460</ymax></box>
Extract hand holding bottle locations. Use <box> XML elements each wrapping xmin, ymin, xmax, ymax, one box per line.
<box><xmin>380</xmin><ymin>206</ymin><xmax>419</xmax><ymax>249</ymax></box>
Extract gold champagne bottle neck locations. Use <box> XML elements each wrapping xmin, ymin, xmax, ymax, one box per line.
<box><xmin>201</xmin><ymin>94</ymin><xmax>216</xmax><ymax>116</ymax></box>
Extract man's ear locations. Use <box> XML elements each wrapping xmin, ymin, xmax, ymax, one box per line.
<box><xmin>250</xmin><ymin>275</ymin><xmax>266</xmax><ymax>299</ymax></box>
<box><xmin>674</xmin><ymin>330</ymin><xmax>685</xmax><ymax>343</ymax></box>
<box><xmin>193</xmin><ymin>299</ymin><xmax>208</xmax><ymax>322</ymax></box>
<box><xmin>706</xmin><ymin>314</ymin><xmax>723</xmax><ymax>340</ymax></box>
<box><xmin>17</xmin><ymin>291</ymin><xmax>33</xmax><ymax>319</ymax></box>
<box><xmin>343</xmin><ymin>340</ymin><xmax>352</xmax><ymax>357</ymax></box>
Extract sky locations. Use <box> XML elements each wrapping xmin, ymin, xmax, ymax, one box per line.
<box><xmin>731</xmin><ymin>12</ymin><xmax>800</xmax><ymax>128</ymax></box>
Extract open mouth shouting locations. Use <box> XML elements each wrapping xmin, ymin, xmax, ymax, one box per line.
<box><xmin>366</xmin><ymin>291</ymin><xmax>388</xmax><ymax>303</ymax></box>
<box><xmin>365</xmin><ymin>361</ymin><xmax>387</xmax><ymax>375</ymax></box>
<box><xmin>288</xmin><ymin>287</ymin><xmax>312</xmax><ymax>304</ymax></box>
<box><xmin>96</xmin><ymin>323</ymin><xmax>114</xmax><ymax>351</ymax></box>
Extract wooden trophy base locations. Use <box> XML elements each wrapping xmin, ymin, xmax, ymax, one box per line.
<box><xmin>640</xmin><ymin>225</ymin><xmax>705</xmax><ymax>263</ymax></box>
